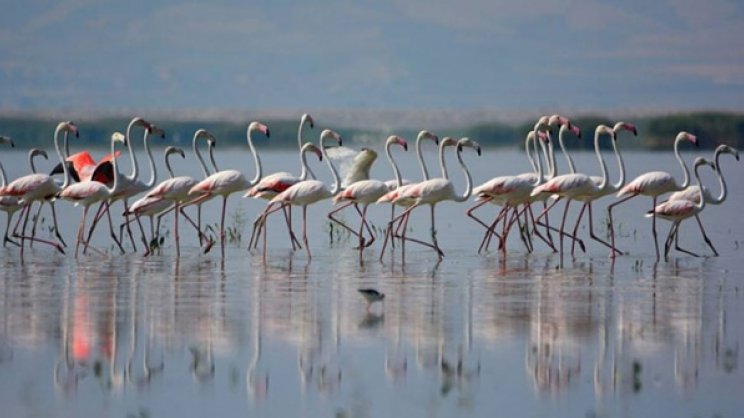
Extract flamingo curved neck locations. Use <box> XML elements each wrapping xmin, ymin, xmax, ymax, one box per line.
<box><xmin>416</xmin><ymin>133</ymin><xmax>431</xmax><ymax>181</ymax></box>
<box><xmin>62</xmin><ymin>131</ymin><xmax>70</xmax><ymax>158</ymax></box>
<box><xmin>453</xmin><ymin>147</ymin><xmax>473</xmax><ymax>203</ymax></box>
<box><xmin>107</xmin><ymin>138</ymin><xmax>119</xmax><ymax>196</ymax></box>
<box><xmin>299</xmin><ymin>144</ymin><xmax>317</xmax><ymax>181</ymax></box>
<box><xmin>386</xmin><ymin>140</ymin><xmax>404</xmax><ymax>188</ymax></box>
<box><xmin>711</xmin><ymin>149</ymin><xmax>728</xmax><ymax>204</ymax></box>
<box><xmin>246</xmin><ymin>127</ymin><xmax>262</xmax><ymax>187</ymax></box>
<box><xmin>320</xmin><ymin>136</ymin><xmax>341</xmax><ymax>195</ymax></box>
<box><xmin>193</xmin><ymin>133</ymin><xmax>210</xmax><ymax>178</ymax></box>
<box><xmin>438</xmin><ymin>141</ymin><xmax>450</xmax><ymax>180</ymax></box>
<box><xmin>531</xmin><ymin>132</ymin><xmax>544</xmax><ymax>186</ymax></box>
<box><xmin>558</xmin><ymin>126</ymin><xmax>576</xmax><ymax>174</ymax></box>
<box><xmin>594</xmin><ymin>129</ymin><xmax>610</xmax><ymax>191</ymax></box>
<box><xmin>165</xmin><ymin>153</ymin><xmax>176</xmax><ymax>178</ymax></box>
<box><xmin>53</xmin><ymin>125</ymin><xmax>70</xmax><ymax>190</ymax></box>
<box><xmin>674</xmin><ymin>136</ymin><xmax>691</xmax><ymax>189</ymax></box>
<box><xmin>125</xmin><ymin>119</ymin><xmax>141</xmax><ymax>181</ymax></box>
<box><xmin>610</xmin><ymin>136</ymin><xmax>626</xmax><ymax>191</ymax></box>
<box><xmin>693</xmin><ymin>164</ymin><xmax>706</xmax><ymax>212</ymax></box>
<box><xmin>29</xmin><ymin>152</ymin><xmax>38</xmax><ymax>174</ymax></box>
<box><xmin>297</xmin><ymin>118</ymin><xmax>309</xmax><ymax>175</ymax></box>
<box><xmin>208</xmin><ymin>142</ymin><xmax>219</xmax><ymax>173</ymax></box>
<box><xmin>525</xmin><ymin>132</ymin><xmax>538</xmax><ymax>175</ymax></box>
<box><xmin>143</xmin><ymin>129</ymin><xmax>157</xmax><ymax>188</ymax></box>
<box><xmin>0</xmin><ymin>156</ymin><xmax>7</xmax><ymax>187</ymax></box>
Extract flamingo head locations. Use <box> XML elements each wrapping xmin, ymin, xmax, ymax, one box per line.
<box><xmin>548</xmin><ymin>114</ymin><xmax>570</xmax><ymax>127</ymax></box>
<box><xmin>560</xmin><ymin>121</ymin><xmax>581</xmax><ymax>138</ymax></box>
<box><xmin>417</xmin><ymin>130</ymin><xmax>439</xmax><ymax>145</ymax></box>
<box><xmin>716</xmin><ymin>144</ymin><xmax>740</xmax><ymax>161</ymax></box>
<box><xmin>0</xmin><ymin>136</ymin><xmax>13</xmax><ymax>147</ymax></box>
<box><xmin>595</xmin><ymin>124</ymin><xmax>615</xmax><ymax>141</ymax></box>
<box><xmin>677</xmin><ymin>131</ymin><xmax>698</xmax><ymax>146</ymax></box>
<box><xmin>535</xmin><ymin>130</ymin><xmax>549</xmax><ymax>143</ymax></box>
<box><xmin>249</xmin><ymin>121</ymin><xmax>270</xmax><ymax>138</ymax></box>
<box><xmin>30</xmin><ymin>149</ymin><xmax>48</xmax><ymax>160</ymax></box>
<box><xmin>301</xmin><ymin>113</ymin><xmax>315</xmax><ymax>129</ymax></box>
<box><xmin>112</xmin><ymin>131</ymin><xmax>127</xmax><ymax>145</ymax></box>
<box><xmin>148</xmin><ymin>123</ymin><xmax>166</xmax><ymax>139</ymax></box>
<box><xmin>387</xmin><ymin>135</ymin><xmax>408</xmax><ymax>151</ymax></box>
<box><xmin>130</xmin><ymin>117</ymin><xmax>152</xmax><ymax>130</ymax></box>
<box><xmin>58</xmin><ymin>121</ymin><xmax>79</xmax><ymax>137</ymax></box>
<box><xmin>195</xmin><ymin>128</ymin><xmax>216</xmax><ymax>144</ymax></box>
<box><xmin>613</xmin><ymin>122</ymin><xmax>637</xmax><ymax>137</ymax></box>
<box><xmin>440</xmin><ymin>136</ymin><xmax>458</xmax><ymax>149</ymax></box>
<box><xmin>693</xmin><ymin>156</ymin><xmax>715</xmax><ymax>171</ymax></box>
<box><xmin>320</xmin><ymin>129</ymin><xmax>343</xmax><ymax>147</ymax></box>
<box><xmin>534</xmin><ymin>116</ymin><xmax>552</xmax><ymax>134</ymax></box>
<box><xmin>457</xmin><ymin>137</ymin><xmax>482</xmax><ymax>156</ymax></box>
<box><xmin>302</xmin><ymin>142</ymin><xmax>323</xmax><ymax>161</ymax></box>
<box><xmin>165</xmin><ymin>146</ymin><xmax>186</xmax><ymax>159</ymax></box>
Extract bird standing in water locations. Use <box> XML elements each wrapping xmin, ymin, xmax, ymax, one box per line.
<box><xmin>358</xmin><ymin>288</ymin><xmax>385</xmax><ymax>311</ymax></box>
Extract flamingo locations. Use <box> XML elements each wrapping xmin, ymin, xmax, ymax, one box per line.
<box><xmin>58</xmin><ymin>132</ymin><xmax>127</xmax><ymax>257</ymax></box>
<box><xmin>256</xmin><ymin>129</ymin><xmax>343</xmax><ymax>259</ymax></box>
<box><xmin>607</xmin><ymin>131</ymin><xmax>698</xmax><ymax>260</ymax></box>
<box><xmin>379</xmin><ymin>135</ymin><xmax>457</xmax><ymax>257</ymax></box>
<box><xmin>84</xmin><ymin>117</ymin><xmax>159</xmax><ymax>251</ymax></box>
<box><xmin>647</xmin><ymin>157</ymin><xmax>715</xmax><ymax>261</ymax></box>
<box><xmin>376</xmin><ymin>130</ymin><xmax>439</xmax><ymax>242</ymax></box>
<box><xmin>0</xmin><ymin>136</ymin><xmax>20</xmax><ymax>247</ymax></box>
<box><xmin>144</xmin><ymin>129</ymin><xmax>220</xmax><ymax>256</ymax></box>
<box><xmin>531</xmin><ymin>124</ymin><xmax>617</xmax><ymax>266</ymax></box>
<box><xmin>247</xmin><ymin>142</ymin><xmax>323</xmax><ymax>250</ymax></box>
<box><xmin>386</xmin><ymin>137</ymin><xmax>482</xmax><ymax>260</ymax></box>
<box><xmin>328</xmin><ymin>135</ymin><xmax>408</xmax><ymax>253</ymax></box>
<box><xmin>663</xmin><ymin>144</ymin><xmax>739</xmax><ymax>256</ymax></box>
<box><xmin>245</xmin><ymin>113</ymin><xmax>317</xmax><ymax>250</ymax></box>
<box><xmin>0</xmin><ymin>121</ymin><xmax>78</xmax><ymax>258</ymax></box>
<box><xmin>565</xmin><ymin>122</ymin><xmax>637</xmax><ymax>256</ymax></box>
<box><xmin>124</xmin><ymin>146</ymin><xmax>187</xmax><ymax>255</ymax></box>
<box><xmin>185</xmin><ymin>121</ymin><xmax>270</xmax><ymax>257</ymax></box>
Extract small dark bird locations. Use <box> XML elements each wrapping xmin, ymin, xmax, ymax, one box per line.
<box><xmin>358</xmin><ymin>288</ymin><xmax>385</xmax><ymax>311</ymax></box>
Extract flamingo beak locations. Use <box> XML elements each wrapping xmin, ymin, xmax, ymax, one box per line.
<box><xmin>476</xmin><ymin>146</ymin><xmax>482</xmax><ymax>156</ymax></box>
<box><xmin>400</xmin><ymin>139</ymin><xmax>408</xmax><ymax>151</ymax></box>
<box><xmin>9</xmin><ymin>139</ymin><xmax>15</xmax><ymax>148</ymax></box>
<box><xmin>265</xmin><ymin>128</ymin><xmax>271</xmax><ymax>138</ymax></box>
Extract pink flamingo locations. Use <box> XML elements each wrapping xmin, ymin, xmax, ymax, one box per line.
<box><xmin>124</xmin><ymin>146</ymin><xmax>187</xmax><ymax>254</ymax></box>
<box><xmin>376</xmin><ymin>130</ymin><xmax>439</xmax><ymax>248</ymax></box>
<box><xmin>663</xmin><ymin>144</ymin><xmax>739</xmax><ymax>256</ymax></box>
<box><xmin>608</xmin><ymin>131</ymin><xmax>698</xmax><ymax>260</ymax></box>
<box><xmin>329</xmin><ymin>135</ymin><xmax>408</xmax><ymax>252</ymax></box>
<box><xmin>647</xmin><ymin>157</ymin><xmax>714</xmax><ymax>261</ymax></box>
<box><xmin>246</xmin><ymin>113</ymin><xmax>318</xmax><ymax>250</ymax></box>
<box><xmin>0</xmin><ymin>121</ymin><xmax>78</xmax><ymax>258</ymax></box>
<box><xmin>386</xmin><ymin>137</ymin><xmax>481</xmax><ymax>260</ymax></box>
<box><xmin>247</xmin><ymin>142</ymin><xmax>322</xmax><ymax>250</ymax></box>
<box><xmin>186</xmin><ymin>121</ymin><xmax>270</xmax><ymax>257</ymax></box>
<box><xmin>256</xmin><ymin>129</ymin><xmax>343</xmax><ymax>259</ymax></box>
<box><xmin>58</xmin><ymin>133</ymin><xmax>126</xmax><ymax>257</ymax></box>
<box><xmin>141</xmin><ymin>129</ymin><xmax>219</xmax><ymax>256</ymax></box>
<box><xmin>531</xmin><ymin>124</ymin><xmax>616</xmax><ymax>267</ymax></box>
<box><xmin>565</xmin><ymin>122</ymin><xmax>637</xmax><ymax>256</ymax></box>
<box><xmin>378</xmin><ymin>136</ymin><xmax>458</xmax><ymax>257</ymax></box>
<box><xmin>0</xmin><ymin>136</ymin><xmax>20</xmax><ymax>247</ymax></box>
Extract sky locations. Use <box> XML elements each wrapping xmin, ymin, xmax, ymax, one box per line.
<box><xmin>1</xmin><ymin>0</ymin><xmax>743</xmax><ymax>116</ymax></box>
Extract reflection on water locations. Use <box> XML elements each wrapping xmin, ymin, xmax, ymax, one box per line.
<box><xmin>0</xmin><ymin>250</ymin><xmax>742</xmax><ymax>417</ymax></box>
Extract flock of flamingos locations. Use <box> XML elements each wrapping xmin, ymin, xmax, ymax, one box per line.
<box><xmin>0</xmin><ymin>114</ymin><xmax>738</xmax><ymax>265</ymax></box>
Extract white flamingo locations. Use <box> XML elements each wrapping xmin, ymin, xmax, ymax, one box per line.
<box><xmin>387</xmin><ymin>137</ymin><xmax>482</xmax><ymax>260</ymax></box>
<box><xmin>257</xmin><ymin>129</ymin><xmax>343</xmax><ymax>259</ymax></box>
<box><xmin>0</xmin><ymin>136</ymin><xmax>20</xmax><ymax>247</ymax></box>
<box><xmin>0</xmin><ymin>121</ymin><xmax>78</xmax><ymax>258</ymax></box>
<box><xmin>186</xmin><ymin>121</ymin><xmax>270</xmax><ymax>256</ymax></box>
<box><xmin>647</xmin><ymin>157</ymin><xmax>715</xmax><ymax>261</ymax></box>
<box><xmin>663</xmin><ymin>144</ymin><xmax>739</xmax><ymax>256</ymax></box>
<box><xmin>328</xmin><ymin>135</ymin><xmax>408</xmax><ymax>252</ymax></box>
<box><xmin>565</xmin><ymin>122</ymin><xmax>637</xmax><ymax>256</ymax></box>
<box><xmin>531</xmin><ymin>124</ymin><xmax>616</xmax><ymax>266</ymax></box>
<box><xmin>246</xmin><ymin>113</ymin><xmax>318</xmax><ymax>250</ymax></box>
<box><xmin>607</xmin><ymin>131</ymin><xmax>698</xmax><ymax>260</ymax></box>
<box><xmin>124</xmin><ymin>146</ymin><xmax>187</xmax><ymax>254</ymax></box>
<box><xmin>376</xmin><ymin>130</ymin><xmax>439</xmax><ymax>246</ymax></box>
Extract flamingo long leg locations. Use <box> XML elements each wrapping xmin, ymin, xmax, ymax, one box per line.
<box><xmin>178</xmin><ymin>207</ymin><xmax>214</xmax><ymax>253</ymax></box>
<box><xmin>559</xmin><ymin>199</ymin><xmax>572</xmax><ymax>268</ymax></box>
<box><xmin>283</xmin><ymin>205</ymin><xmax>302</xmax><ymax>250</ymax></box>
<box><xmin>219</xmin><ymin>196</ymin><xmax>228</xmax><ymax>257</ymax></box>
<box><xmin>75</xmin><ymin>206</ymin><xmax>88</xmax><ymax>258</ymax></box>
<box><xmin>586</xmin><ymin>203</ymin><xmax>622</xmax><ymax>255</ymax></box>
<box><xmin>122</xmin><ymin>200</ymin><xmax>137</xmax><ymax>251</ymax></box>
<box><xmin>607</xmin><ymin>193</ymin><xmax>638</xmax><ymax>258</ymax></box>
<box><xmin>360</xmin><ymin>204</ymin><xmax>376</xmax><ymax>248</ymax></box>
<box><xmin>527</xmin><ymin>204</ymin><xmax>559</xmax><ymax>252</ymax></box>
<box><xmin>134</xmin><ymin>214</ymin><xmax>150</xmax><ymax>256</ymax></box>
<box><xmin>49</xmin><ymin>202</ymin><xmax>67</xmax><ymax>248</ymax></box>
<box><xmin>104</xmin><ymin>202</ymin><xmax>126</xmax><ymax>254</ymax></box>
<box><xmin>480</xmin><ymin>205</ymin><xmax>508</xmax><ymax>253</ymax></box>
<box><xmin>85</xmin><ymin>202</ymin><xmax>106</xmax><ymax>245</ymax></box>
<box><xmin>672</xmin><ymin>224</ymin><xmax>700</xmax><ymax>258</ymax></box>
<box><xmin>255</xmin><ymin>202</ymin><xmax>286</xmax><ymax>253</ymax></box>
<box><xmin>327</xmin><ymin>202</ymin><xmax>362</xmax><ymax>243</ymax></box>
<box><xmin>651</xmin><ymin>197</ymin><xmax>660</xmax><ymax>261</ymax></box>
<box><xmin>174</xmin><ymin>201</ymin><xmax>180</xmax><ymax>257</ymax></box>
<box><xmin>4</xmin><ymin>212</ymin><xmax>20</xmax><ymax>247</ymax></box>
<box><xmin>692</xmin><ymin>214</ymin><xmax>718</xmax><ymax>257</ymax></box>
<box><xmin>543</xmin><ymin>201</ymin><xmax>554</xmax><ymax>247</ymax></box>
<box><xmin>570</xmin><ymin>202</ymin><xmax>588</xmax><ymax>256</ymax></box>
<box><xmin>29</xmin><ymin>201</ymin><xmax>44</xmax><ymax>248</ymax></box>
<box><xmin>302</xmin><ymin>205</ymin><xmax>311</xmax><ymax>259</ymax></box>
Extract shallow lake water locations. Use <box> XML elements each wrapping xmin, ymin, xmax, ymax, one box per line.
<box><xmin>0</xmin><ymin>146</ymin><xmax>743</xmax><ymax>417</ymax></box>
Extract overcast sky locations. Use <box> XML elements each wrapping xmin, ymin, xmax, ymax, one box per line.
<box><xmin>1</xmin><ymin>0</ymin><xmax>743</xmax><ymax>114</ymax></box>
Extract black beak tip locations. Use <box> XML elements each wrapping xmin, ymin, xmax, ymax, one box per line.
<box><xmin>403</xmin><ymin>144</ymin><xmax>408</xmax><ymax>151</ymax></box>
<box><xmin>265</xmin><ymin>129</ymin><xmax>271</xmax><ymax>138</ymax></box>
<box><xmin>310</xmin><ymin>122</ymin><xmax>314</xmax><ymax>129</ymax></box>
<box><xmin>477</xmin><ymin>148</ymin><xmax>482</xmax><ymax>156</ymax></box>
